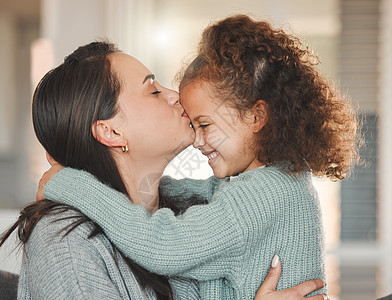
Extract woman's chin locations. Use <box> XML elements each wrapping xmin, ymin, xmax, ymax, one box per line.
<box><xmin>178</xmin><ymin>132</ymin><xmax>194</xmax><ymax>150</ymax></box>
<box><xmin>167</xmin><ymin>131</ymin><xmax>192</xmax><ymax>156</ymax></box>
<box><xmin>181</xmin><ymin>126</ymin><xmax>195</xmax><ymax>144</ymax></box>
<box><xmin>163</xmin><ymin>123</ymin><xmax>194</xmax><ymax>158</ymax></box>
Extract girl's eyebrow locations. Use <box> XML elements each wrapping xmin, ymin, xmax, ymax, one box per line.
<box><xmin>142</xmin><ymin>74</ymin><xmax>155</xmax><ymax>84</ymax></box>
<box><xmin>194</xmin><ymin>115</ymin><xmax>209</xmax><ymax>122</ymax></box>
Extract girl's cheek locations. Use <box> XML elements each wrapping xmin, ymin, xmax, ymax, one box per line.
<box><xmin>202</xmin><ymin>130</ymin><xmax>208</xmax><ymax>142</ymax></box>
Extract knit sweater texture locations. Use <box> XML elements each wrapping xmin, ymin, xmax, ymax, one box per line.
<box><xmin>44</xmin><ymin>164</ymin><xmax>327</xmax><ymax>299</ymax></box>
<box><xmin>17</xmin><ymin>210</ymin><xmax>200</xmax><ymax>299</ymax></box>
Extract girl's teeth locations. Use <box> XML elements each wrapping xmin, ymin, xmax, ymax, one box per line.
<box><xmin>208</xmin><ymin>152</ymin><xmax>218</xmax><ymax>160</ymax></box>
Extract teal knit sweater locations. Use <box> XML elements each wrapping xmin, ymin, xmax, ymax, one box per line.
<box><xmin>44</xmin><ymin>164</ymin><xmax>327</xmax><ymax>299</ymax></box>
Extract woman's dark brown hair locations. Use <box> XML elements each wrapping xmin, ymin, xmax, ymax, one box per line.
<box><xmin>179</xmin><ymin>14</ymin><xmax>361</xmax><ymax>180</ymax></box>
<box><xmin>0</xmin><ymin>41</ymin><xmax>179</xmax><ymax>299</ymax></box>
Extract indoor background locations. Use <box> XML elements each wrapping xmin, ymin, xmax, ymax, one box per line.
<box><xmin>0</xmin><ymin>0</ymin><xmax>390</xmax><ymax>299</ymax></box>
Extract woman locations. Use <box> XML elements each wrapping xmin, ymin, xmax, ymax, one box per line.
<box><xmin>1</xmin><ymin>41</ymin><xmax>325</xmax><ymax>299</ymax></box>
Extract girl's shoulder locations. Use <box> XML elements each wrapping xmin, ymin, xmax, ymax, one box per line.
<box><xmin>217</xmin><ymin>163</ymin><xmax>314</xmax><ymax>201</ymax></box>
<box><xmin>233</xmin><ymin>163</ymin><xmax>310</xmax><ymax>185</ymax></box>
<box><xmin>213</xmin><ymin>164</ymin><xmax>319</xmax><ymax>221</ymax></box>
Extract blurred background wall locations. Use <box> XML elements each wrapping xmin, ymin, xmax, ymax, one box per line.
<box><xmin>0</xmin><ymin>0</ymin><xmax>391</xmax><ymax>299</ymax></box>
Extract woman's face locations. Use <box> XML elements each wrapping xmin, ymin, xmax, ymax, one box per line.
<box><xmin>109</xmin><ymin>53</ymin><xmax>194</xmax><ymax>161</ymax></box>
<box><xmin>180</xmin><ymin>80</ymin><xmax>260</xmax><ymax>178</ymax></box>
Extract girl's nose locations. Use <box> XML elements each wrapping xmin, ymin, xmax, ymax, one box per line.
<box><xmin>192</xmin><ymin>128</ymin><xmax>205</xmax><ymax>150</ymax></box>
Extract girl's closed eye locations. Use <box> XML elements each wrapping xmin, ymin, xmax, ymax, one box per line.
<box><xmin>199</xmin><ymin>124</ymin><xmax>210</xmax><ymax>129</ymax></box>
<box><xmin>152</xmin><ymin>90</ymin><xmax>161</xmax><ymax>95</ymax></box>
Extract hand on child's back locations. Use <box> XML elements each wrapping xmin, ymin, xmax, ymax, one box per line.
<box><xmin>255</xmin><ymin>255</ymin><xmax>328</xmax><ymax>300</ymax></box>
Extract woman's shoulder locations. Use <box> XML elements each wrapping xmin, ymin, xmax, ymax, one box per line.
<box><xmin>26</xmin><ymin>207</ymin><xmax>104</xmax><ymax>255</ymax></box>
<box><xmin>33</xmin><ymin>207</ymin><xmax>92</xmax><ymax>235</ymax></box>
<box><xmin>21</xmin><ymin>208</ymin><xmax>123</xmax><ymax>289</ymax></box>
<box><xmin>19</xmin><ymin>207</ymin><xmax>149</xmax><ymax>299</ymax></box>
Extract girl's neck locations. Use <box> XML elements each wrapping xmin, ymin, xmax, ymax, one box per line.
<box><xmin>244</xmin><ymin>158</ymin><xmax>264</xmax><ymax>173</ymax></box>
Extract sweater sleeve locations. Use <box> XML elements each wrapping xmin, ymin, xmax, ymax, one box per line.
<box><xmin>44</xmin><ymin>168</ymin><xmax>245</xmax><ymax>280</ymax></box>
<box><xmin>20</xmin><ymin>215</ymin><xmax>125</xmax><ymax>299</ymax></box>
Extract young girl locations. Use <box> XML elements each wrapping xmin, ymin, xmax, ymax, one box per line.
<box><xmin>40</xmin><ymin>15</ymin><xmax>358</xmax><ymax>299</ymax></box>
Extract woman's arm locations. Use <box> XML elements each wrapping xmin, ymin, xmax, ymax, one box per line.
<box><xmin>43</xmin><ymin>168</ymin><xmax>245</xmax><ymax>279</ymax></box>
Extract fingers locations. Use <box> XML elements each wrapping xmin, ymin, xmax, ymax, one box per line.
<box><xmin>36</xmin><ymin>175</ymin><xmax>46</xmax><ymax>201</ymax></box>
<box><xmin>36</xmin><ymin>156</ymin><xmax>64</xmax><ymax>201</ymax></box>
<box><xmin>261</xmin><ymin>255</ymin><xmax>281</xmax><ymax>291</ymax></box>
<box><xmin>255</xmin><ymin>255</ymin><xmax>281</xmax><ymax>298</ymax></box>
<box><xmin>293</xmin><ymin>279</ymin><xmax>326</xmax><ymax>297</ymax></box>
<box><xmin>254</xmin><ymin>254</ymin><xmax>328</xmax><ymax>300</ymax></box>
<box><xmin>46</xmin><ymin>152</ymin><xmax>57</xmax><ymax>166</ymax></box>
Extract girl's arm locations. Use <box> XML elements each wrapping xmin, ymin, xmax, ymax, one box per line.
<box><xmin>159</xmin><ymin>175</ymin><xmax>222</xmax><ymax>203</ymax></box>
<box><xmin>43</xmin><ymin>168</ymin><xmax>245</xmax><ymax>279</ymax></box>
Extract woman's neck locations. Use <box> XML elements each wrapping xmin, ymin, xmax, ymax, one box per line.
<box><xmin>116</xmin><ymin>155</ymin><xmax>167</xmax><ymax>213</ymax></box>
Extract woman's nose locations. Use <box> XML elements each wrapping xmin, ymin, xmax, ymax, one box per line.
<box><xmin>166</xmin><ymin>89</ymin><xmax>180</xmax><ymax>106</ymax></box>
<box><xmin>192</xmin><ymin>129</ymin><xmax>205</xmax><ymax>150</ymax></box>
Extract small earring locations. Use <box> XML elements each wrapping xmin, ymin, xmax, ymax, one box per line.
<box><xmin>122</xmin><ymin>145</ymin><xmax>129</xmax><ymax>153</ymax></box>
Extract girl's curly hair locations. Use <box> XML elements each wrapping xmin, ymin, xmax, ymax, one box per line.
<box><xmin>179</xmin><ymin>14</ymin><xmax>361</xmax><ymax>180</ymax></box>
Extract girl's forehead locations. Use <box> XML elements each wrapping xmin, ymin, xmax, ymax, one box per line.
<box><xmin>180</xmin><ymin>82</ymin><xmax>230</xmax><ymax>118</ymax></box>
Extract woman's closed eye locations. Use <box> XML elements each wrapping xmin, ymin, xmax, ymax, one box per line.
<box><xmin>152</xmin><ymin>90</ymin><xmax>162</xmax><ymax>95</ymax></box>
<box><xmin>199</xmin><ymin>124</ymin><xmax>210</xmax><ymax>129</ymax></box>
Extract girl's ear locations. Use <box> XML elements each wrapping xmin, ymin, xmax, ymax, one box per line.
<box><xmin>91</xmin><ymin>120</ymin><xmax>126</xmax><ymax>148</ymax></box>
<box><xmin>251</xmin><ymin>100</ymin><xmax>268</xmax><ymax>133</ymax></box>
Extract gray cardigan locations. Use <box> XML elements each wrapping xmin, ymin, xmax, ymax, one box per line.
<box><xmin>17</xmin><ymin>210</ymin><xmax>200</xmax><ymax>299</ymax></box>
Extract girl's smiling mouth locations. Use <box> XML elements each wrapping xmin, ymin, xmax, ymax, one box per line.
<box><xmin>202</xmin><ymin>150</ymin><xmax>220</xmax><ymax>165</ymax></box>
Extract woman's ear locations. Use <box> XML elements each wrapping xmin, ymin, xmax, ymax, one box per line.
<box><xmin>91</xmin><ymin>120</ymin><xmax>125</xmax><ymax>148</ymax></box>
<box><xmin>251</xmin><ymin>100</ymin><xmax>268</xmax><ymax>133</ymax></box>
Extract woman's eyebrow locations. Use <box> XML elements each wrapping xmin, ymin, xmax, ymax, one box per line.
<box><xmin>142</xmin><ymin>74</ymin><xmax>155</xmax><ymax>84</ymax></box>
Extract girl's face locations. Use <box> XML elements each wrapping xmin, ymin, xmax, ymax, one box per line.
<box><xmin>110</xmin><ymin>53</ymin><xmax>194</xmax><ymax>161</ymax></box>
<box><xmin>180</xmin><ymin>80</ymin><xmax>262</xmax><ymax>178</ymax></box>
